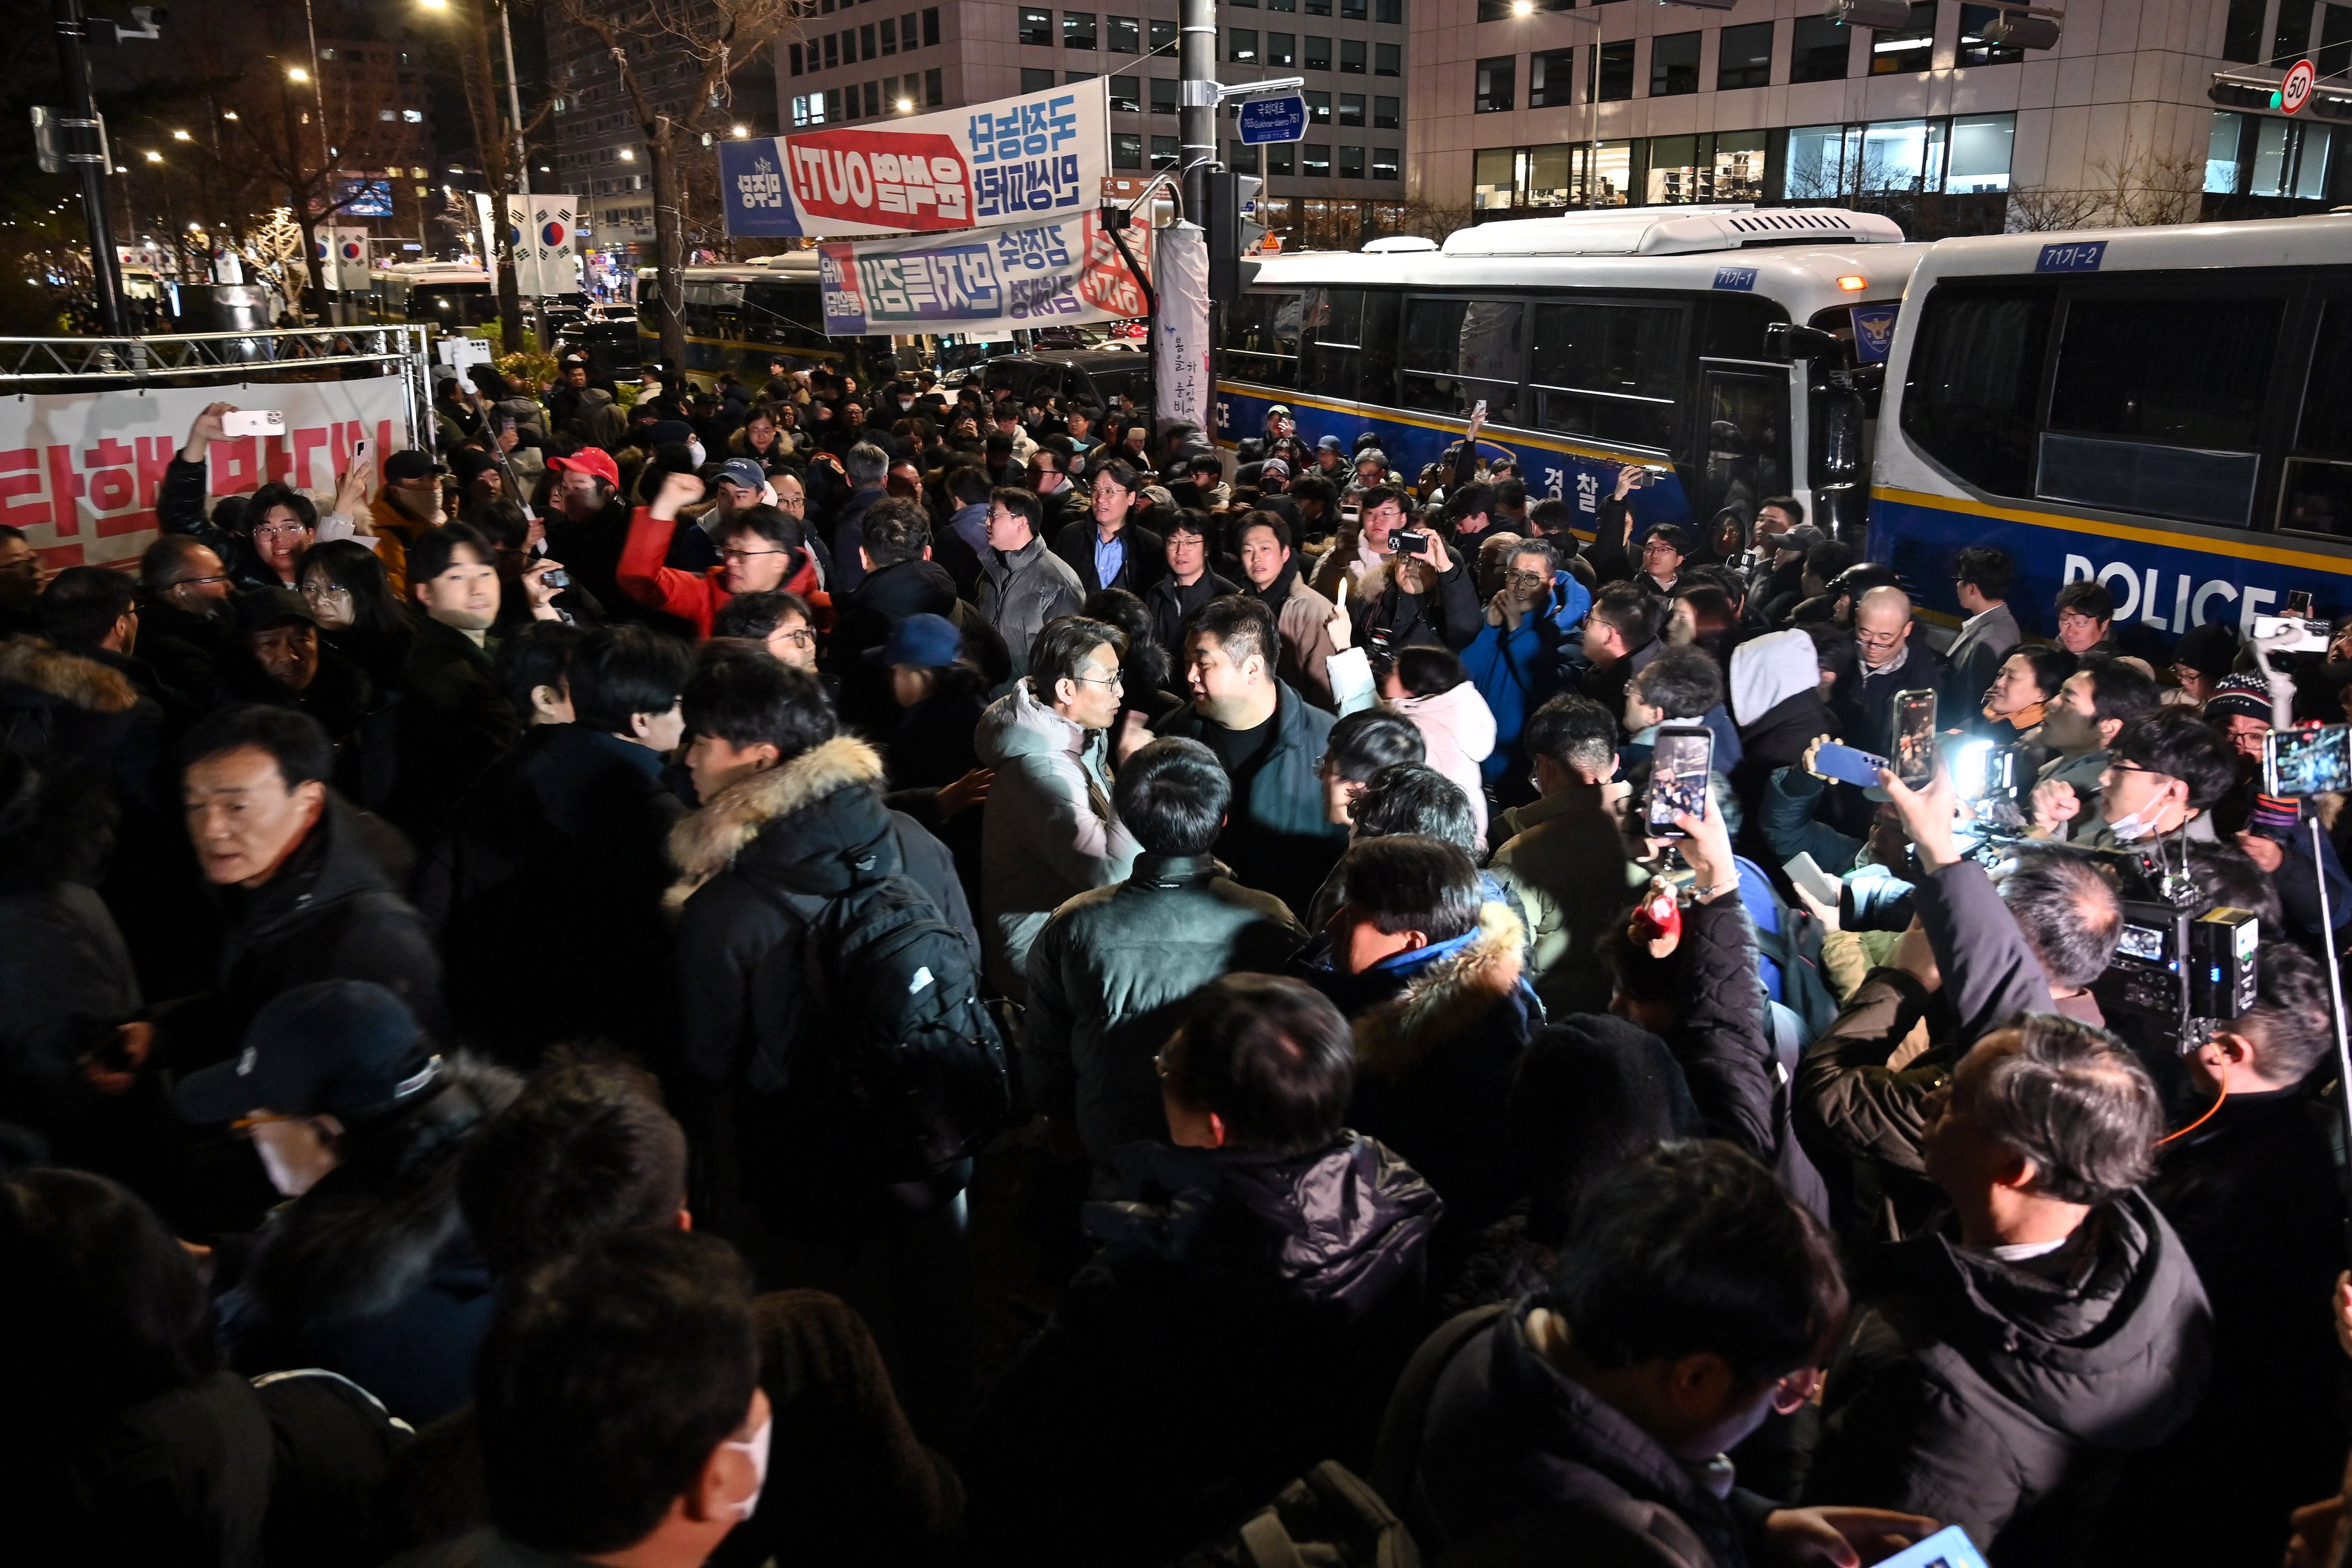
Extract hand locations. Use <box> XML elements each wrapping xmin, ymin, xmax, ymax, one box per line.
<box><xmin>2029</xmin><ymin>778</ymin><xmax>2080</xmax><ymax>832</ymax></box>
<box><xmin>185</xmin><ymin>401</ymin><xmax>235</xmax><ymax>458</ymax></box>
<box><xmin>1879</xmin><ymin>755</ymin><xmax>1961</xmax><ymax>872</ymax></box>
<box><xmin>1327</xmin><ymin>602</ymin><xmax>1354</xmax><ymax>653</ymax></box>
<box><xmin>1113</xmin><ymin>707</ymin><xmax>1153</xmax><ymax>767</ymax></box>
<box><xmin>936</xmin><ymin>767</ymin><xmax>992</xmax><ymax>819</ymax></box>
<box><xmin>1798</xmin><ymin>734</ymin><xmax>1838</xmax><ymax>780</ymax></box>
<box><xmin>2334</xmin><ymin>1271</ymin><xmax>2352</xmax><ymax>1362</ymax></box>
<box><xmin>334</xmin><ymin>451</ymin><xmax>373</xmax><ymax>516</ymax></box>
<box><xmin>652</xmin><ymin>468</ymin><xmax>706</xmax><ymax>519</ymax></box>
<box><xmin>1485</xmin><ymin>589</ymin><xmax>1508</xmax><ymax>628</ymax></box>
<box><xmin>1788</xmin><ymin>872</ymin><xmax>1841</xmax><ymax>933</ymax></box>
<box><xmin>2287</xmin><ymin>1492</ymin><xmax>2348</xmax><ymax>1568</ymax></box>
<box><xmin>497</xmin><ymin>425</ymin><xmax>520</xmax><ymax>454</ymax></box>
<box><xmin>521</xmin><ymin>556</ymin><xmax>567</xmax><ymax>616</ymax></box>
<box><xmin>1673</xmin><ymin>786</ymin><xmax>1737</xmax><ymax>895</ymax></box>
<box><xmin>1760</xmin><ymin>1507</ymin><xmax>1940</xmax><ymax>1567</ymax></box>
<box><xmin>1613</xmin><ymin>464</ymin><xmax>1642</xmax><ymax>502</ymax></box>
<box><xmin>1413</xmin><ymin>530</ymin><xmax>1452</xmax><ymax>574</ymax></box>
<box><xmin>1891</xmin><ymin>918</ymin><xmax>1943</xmax><ymax>992</ymax></box>
<box><xmin>80</xmin><ymin>1021</ymin><xmax>153</xmax><ymax>1096</ymax></box>
<box><xmin>2236</xmin><ymin>830</ymin><xmax>2286</xmax><ymax>873</ymax></box>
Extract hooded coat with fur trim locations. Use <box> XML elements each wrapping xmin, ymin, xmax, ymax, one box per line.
<box><xmin>221</xmin><ymin>1056</ymin><xmax>520</xmax><ymax>1425</ymax></box>
<box><xmin>668</xmin><ymin>736</ymin><xmax>976</xmax><ymax>1196</ymax></box>
<box><xmin>1325</xmin><ymin>902</ymin><xmax>1539</xmax><ymax>1235</ymax></box>
<box><xmin>0</xmin><ymin>636</ymin><xmax>165</xmax><ymax>810</ymax></box>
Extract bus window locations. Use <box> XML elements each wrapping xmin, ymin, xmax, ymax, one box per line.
<box><xmin>1898</xmin><ymin>285</ymin><xmax>2052</xmax><ymax>499</ymax></box>
<box><xmin>1080</xmin><ymin>363</ymin><xmax>1150</xmax><ymax>412</ymax></box>
<box><xmin>1698</xmin><ymin>295</ymin><xmax>1785</xmax><ymax>362</ymax></box>
<box><xmin>1698</xmin><ymin>363</ymin><xmax>1791</xmax><ymax>530</ymax></box>
<box><xmin>1528</xmin><ymin>301</ymin><xmax>1678</xmax><ymax>450</ymax></box>
<box><xmin>1301</xmin><ymin>288</ymin><xmax>1363</xmax><ymax>400</ymax></box>
<box><xmin>2041</xmin><ymin>293</ymin><xmax>2283</xmax><ymax>529</ymax></box>
<box><xmin>1227</xmin><ymin>293</ymin><xmax>1302</xmax><ymax>386</ymax></box>
<box><xmin>744</xmin><ymin>282</ymin><xmax>829</xmax><ymax>350</ymax></box>
<box><xmin>1400</xmin><ymin>296</ymin><xmax>1523</xmax><ymax>421</ymax></box>
<box><xmin>2282</xmin><ymin>295</ymin><xmax>2352</xmax><ymax>540</ymax></box>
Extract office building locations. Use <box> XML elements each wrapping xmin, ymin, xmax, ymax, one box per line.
<box><xmin>778</xmin><ymin>0</ymin><xmax>1417</xmax><ymax>243</ymax></box>
<box><xmin>1409</xmin><ymin>0</ymin><xmax>2350</xmax><ymax>236</ymax></box>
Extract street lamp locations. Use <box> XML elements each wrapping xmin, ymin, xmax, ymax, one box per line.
<box><xmin>286</xmin><ymin>66</ymin><xmax>309</xmax><ymax>81</ymax></box>
<box><xmin>731</xmin><ymin>124</ymin><xmax>750</xmax><ymax>137</ymax></box>
<box><xmin>143</xmin><ymin>149</ymin><xmax>163</xmax><ymax>162</ymax></box>
<box><xmin>172</xmin><ymin>128</ymin><xmax>190</xmax><ymax>141</ymax></box>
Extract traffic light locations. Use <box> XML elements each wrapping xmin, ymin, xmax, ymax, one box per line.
<box><xmin>1207</xmin><ymin>170</ymin><xmax>1263</xmax><ymax>303</ymax></box>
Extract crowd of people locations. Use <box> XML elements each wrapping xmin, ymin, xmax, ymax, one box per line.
<box><xmin>7</xmin><ymin>350</ymin><xmax>2352</xmax><ymax>1568</ymax></box>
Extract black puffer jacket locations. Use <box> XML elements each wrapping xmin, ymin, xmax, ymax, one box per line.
<box><xmin>1805</xmin><ymin>1193</ymin><xmax>2212</xmax><ymax>1566</ymax></box>
<box><xmin>668</xmin><ymin>735</ymin><xmax>976</xmax><ymax>1208</ymax></box>
<box><xmin>1673</xmin><ymin>895</ymin><xmax>1828</xmax><ymax>1220</ymax></box>
<box><xmin>221</xmin><ymin>1058</ymin><xmax>521</xmax><ymax>1425</ymax></box>
<box><xmin>162</xmin><ymin>796</ymin><xmax>448</xmax><ymax>1066</ymax></box>
<box><xmin>967</xmin><ymin>1133</ymin><xmax>1440</xmax><ymax>1566</ymax></box>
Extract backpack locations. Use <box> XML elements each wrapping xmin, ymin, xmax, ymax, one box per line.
<box><xmin>769</xmin><ymin>869</ymin><xmax>1011</xmax><ymax>1182</ymax></box>
<box><xmin>1167</xmin><ymin>1461</ymin><xmax>1423</xmax><ymax>1568</ymax></box>
<box><xmin>1743</xmin><ymin>868</ymin><xmax>1840</xmax><ymax>1047</ymax></box>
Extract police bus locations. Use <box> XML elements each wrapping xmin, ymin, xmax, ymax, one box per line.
<box><xmin>369</xmin><ymin>262</ymin><xmax>498</xmax><ymax>328</ymax></box>
<box><xmin>1870</xmin><ymin>213</ymin><xmax>2352</xmax><ymax>646</ymax></box>
<box><xmin>635</xmin><ymin>254</ymin><xmax>894</xmax><ymax>385</ymax></box>
<box><xmin>1213</xmin><ymin>205</ymin><xmax>1927</xmax><ymax>544</ymax></box>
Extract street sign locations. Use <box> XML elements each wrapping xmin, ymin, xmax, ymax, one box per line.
<box><xmin>1238</xmin><ymin>94</ymin><xmax>1308</xmax><ymax>146</ymax></box>
<box><xmin>2282</xmin><ymin>58</ymin><xmax>2316</xmax><ymax>115</ymax></box>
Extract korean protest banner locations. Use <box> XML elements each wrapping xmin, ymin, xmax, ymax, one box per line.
<box><xmin>0</xmin><ymin>377</ymin><xmax>415</xmax><ymax>570</ymax></box>
<box><xmin>1156</xmin><ymin>222</ymin><xmax>1210</xmax><ymax>432</ymax></box>
<box><xmin>817</xmin><ymin>211</ymin><xmax>1149</xmax><ymax>337</ymax></box>
<box><xmin>720</xmin><ymin>80</ymin><xmax>1110</xmax><ymax>239</ymax></box>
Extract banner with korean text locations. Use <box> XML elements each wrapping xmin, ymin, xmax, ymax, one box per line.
<box><xmin>0</xmin><ymin>377</ymin><xmax>415</xmax><ymax>571</ymax></box>
<box><xmin>719</xmin><ymin>80</ymin><xmax>1109</xmax><ymax>239</ymax></box>
<box><xmin>818</xmin><ymin>211</ymin><xmax>1149</xmax><ymax>337</ymax></box>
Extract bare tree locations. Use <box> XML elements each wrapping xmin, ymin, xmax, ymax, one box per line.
<box><xmin>2008</xmin><ymin>139</ymin><xmax>2206</xmax><ymax>232</ymax></box>
<box><xmin>419</xmin><ymin>0</ymin><xmax>557</xmax><ymax>352</ymax></box>
<box><xmin>547</xmin><ymin>0</ymin><xmax>798</xmax><ymax>371</ymax></box>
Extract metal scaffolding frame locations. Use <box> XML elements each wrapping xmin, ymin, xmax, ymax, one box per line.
<box><xmin>0</xmin><ymin>325</ymin><xmax>439</xmax><ymax>454</ymax></box>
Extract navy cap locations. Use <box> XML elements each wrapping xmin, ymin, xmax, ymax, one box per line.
<box><xmin>648</xmin><ymin>419</ymin><xmax>695</xmax><ymax>447</ymax></box>
<box><xmin>1317</xmin><ymin>434</ymin><xmax>1344</xmax><ymax>453</ymax></box>
<box><xmin>235</xmin><ymin>586</ymin><xmax>316</xmax><ymax>635</ymax></box>
<box><xmin>175</xmin><ymin>981</ymin><xmax>439</xmax><ymax>1126</ymax></box>
<box><xmin>873</xmin><ymin>612</ymin><xmax>963</xmax><ymax>670</ymax></box>
<box><xmin>717</xmin><ymin>458</ymin><xmax>767</xmax><ymax>494</ymax></box>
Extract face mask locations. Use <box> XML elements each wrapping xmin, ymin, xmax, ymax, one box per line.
<box><xmin>2105</xmin><ymin>801</ymin><xmax>2161</xmax><ymax>843</ymax></box>
<box><xmin>717</xmin><ymin>1413</ymin><xmax>772</xmax><ymax>1523</ymax></box>
<box><xmin>687</xmin><ymin>440</ymin><xmax>706</xmax><ymax>467</ymax></box>
<box><xmin>899</xmin><ymin>398</ymin><xmax>914</xmax><ymax>412</ymax></box>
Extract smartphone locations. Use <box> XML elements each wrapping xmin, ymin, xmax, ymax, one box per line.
<box><xmin>1813</xmin><ymin>741</ymin><xmax>1892</xmax><ymax>788</ymax></box>
<box><xmin>1392</xmin><ymin>530</ymin><xmax>1428</xmax><ymax>556</ymax></box>
<box><xmin>539</xmin><ymin>568</ymin><xmax>571</xmax><ymax>590</ymax></box>
<box><xmin>500</xmin><ymin>416</ymin><xmax>517</xmax><ymax>436</ymax></box>
<box><xmin>1645</xmin><ymin>724</ymin><xmax>1714</xmax><ymax>839</ymax></box>
<box><xmin>2252</xmin><ymin>613</ymin><xmax>2331</xmax><ymax>654</ymax></box>
<box><xmin>222</xmin><ymin>409</ymin><xmax>285</xmax><ymax>437</ymax></box>
<box><xmin>1869</xmin><ymin>1525</ymin><xmax>1989</xmax><ymax>1568</ymax></box>
<box><xmin>352</xmin><ymin>437</ymin><xmax>369</xmax><ymax>462</ymax></box>
<box><xmin>2287</xmin><ymin>589</ymin><xmax>2315</xmax><ymax>618</ymax></box>
<box><xmin>1470</xmin><ymin>398</ymin><xmax>1487</xmax><ymax>426</ymax></box>
<box><xmin>1785</xmin><ymin>851</ymin><xmax>1842</xmax><ymax>910</ymax></box>
<box><xmin>1894</xmin><ymin>688</ymin><xmax>1937</xmax><ymax>789</ymax></box>
<box><xmin>2264</xmin><ymin>723</ymin><xmax>2352</xmax><ymax>796</ymax></box>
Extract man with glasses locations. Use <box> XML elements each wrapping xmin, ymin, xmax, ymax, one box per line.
<box><xmin>973</xmin><ymin>616</ymin><xmax>1140</xmax><ymax>1001</ymax></box>
<box><xmin>1847</xmin><ymin>585</ymin><xmax>1940</xmax><ymax>757</ymax></box>
<box><xmin>2024</xmin><ymin>655</ymin><xmax>2160</xmax><ymax>843</ymax></box>
<box><xmin>137</xmin><ymin>535</ymin><xmax>238</xmax><ymax>705</ymax></box>
<box><xmin>1635</xmin><ymin>523</ymin><xmax>1693</xmax><ymax>596</ymax></box>
<box><xmin>617</xmin><ymin>469</ymin><xmax>823</xmax><ymax>640</ymax></box>
<box><xmin>2052</xmin><ymin>579</ymin><xmax>2117</xmax><ymax>657</ymax></box>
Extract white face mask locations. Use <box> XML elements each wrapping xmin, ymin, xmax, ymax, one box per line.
<box><xmin>686</xmin><ymin>439</ymin><xmax>706</xmax><ymax>467</ymax></box>
<box><xmin>717</xmin><ymin>1413</ymin><xmax>772</xmax><ymax>1523</ymax></box>
<box><xmin>2105</xmin><ymin>802</ymin><xmax>2160</xmax><ymax>843</ymax></box>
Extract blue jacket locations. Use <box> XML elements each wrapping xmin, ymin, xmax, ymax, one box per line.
<box><xmin>1460</xmin><ymin>572</ymin><xmax>1590</xmax><ymax>785</ymax></box>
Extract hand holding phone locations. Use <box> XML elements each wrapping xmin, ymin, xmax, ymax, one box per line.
<box><xmin>221</xmin><ymin>409</ymin><xmax>286</xmax><ymax>439</ymax></box>
<box><xmin>1645</xmin><ymin>725</ymin><xmax>1715</xmax><ymax>839</ymax></box>
<box><xmin>1894</xmin><ymin>688</ymin><xmax>1937</xmax><ymax>789</ymax></box>
<box><xmin>1811</xmin><ymin>742</ymin><xmax>1891</xmax><ymax>788</ymax></box>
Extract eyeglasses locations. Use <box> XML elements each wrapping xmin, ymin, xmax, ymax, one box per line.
<box><xmin>2056</xmin><ymin>610</ymin><xmax>2101</xmax><ymax>629</ymax></box>
<box><xmin>176</xmin><ymin>573</ymin><xmax>231</xmax><ymax>589</ymax></box>
<box><xmin>252</xmin><ymin>523</ymin><xmax>309</xmax><ymax>540</ymax></box>
<box><xmin>720</xmin><ymin>547</ymin><xmax>786</xmax><ymax>562</ymax></box>
<box><xmin>774</xmin><ymin>627</ymin><xmax>816</xmax><ymax>647</ymax></box>
<box><xmin>1071</xmin><ymin>671</ymin><xmax>1125</xmax><ymax>689</ymax></box>
<box><xmin>1504</xmin><ymin>569</ymin><xmax>1549</xmax><ymax>587</ymax></box>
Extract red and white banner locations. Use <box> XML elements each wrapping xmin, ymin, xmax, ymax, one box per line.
<box><xmin>720</xmin><ymin>80</ymin><xmax>1110</xmax><ymax>239</ymax></box>
<box><xmin>0</xmin><ymin>376</ymin><xmax>415</xmax><ymax>570</ymax></box>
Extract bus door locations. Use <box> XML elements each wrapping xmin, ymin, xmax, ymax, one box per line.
<box><xmin>1694</xmin><ymin>358</ymin><xmax>1793</xmax><ymax>545</ymax></box>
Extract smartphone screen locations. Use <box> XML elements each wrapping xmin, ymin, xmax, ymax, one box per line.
<box><xmin>2265</xmin><ymin>724</ymin><xmax>2352</xmax><ymax>796</ymax></box>
<box><xmin>2287</xmin><ymin>589</ymin><xmax>2315</xmax><ymax>618</ymax></box>
<box><xmin>1646</xmin><ymin>725</ymin><xmax>1714</xmax><ymax>838</ymax></box>
<box><xmin>1894</xmin><ymin>688</ymin><xmax>1937</xmax><ymax>789</ymax></box>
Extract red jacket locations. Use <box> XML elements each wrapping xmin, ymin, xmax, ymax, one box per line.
<box><xmin>616</xmin><ymin>507</ymin><xmax>829</xmax><ymax>638</ymax></box>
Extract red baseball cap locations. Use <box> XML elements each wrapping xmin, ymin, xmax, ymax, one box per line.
<box><xmin>548</xmin><ymin>448</ymin><xmax>620</xmax><ymax>489</ymax></box>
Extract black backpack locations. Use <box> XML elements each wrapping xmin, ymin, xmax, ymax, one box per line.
<box><xmin>770</xmin><ymin>868</ymin><xmax>1011</xmax><ymax>1182</ymax></box>
<box><xmin>1167</xmin><ymin>1461</ymin><xmax>1423</xmax><ymax>1568</ymax></box>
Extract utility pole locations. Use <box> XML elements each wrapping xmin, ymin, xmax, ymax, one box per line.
<box><xmin>1178</xmin><ymin>0</ymin><xmax>1215</xmax><ymax>227</ymax></box>
<box><xmin>50</xmin><ymin>0</ymin><xmax>126</xmax><ymax>334</ymax></box>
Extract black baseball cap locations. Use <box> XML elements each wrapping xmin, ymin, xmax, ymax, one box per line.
<box><xmin>383</xmin><ymin>449</ymin><xmax>445</xmax><ymax>483</ymax></box>
<box><xmin>235</xmin><ymin>586</ymin><xmax>317</xmax><ymax>636</ymax></box>
<box><xmin>175</xmin><ymin>981</ymin><xmax>440</xmax><ymax>1126</ymax></box>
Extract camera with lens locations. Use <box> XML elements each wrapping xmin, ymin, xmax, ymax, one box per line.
<box><xmin>2084</xmin><ymin>843</ymin><xmax>2260</xmax><ymax>1054</ymax></box>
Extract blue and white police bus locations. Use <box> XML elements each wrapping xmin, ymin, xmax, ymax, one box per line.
<box><xmin>1870</xmin><ymin>213</ymin><xmax>2352</xmax><ymax>644</ymax></box>
<box><xmin>1213</xmin><ymin>205</ymin><xmax>1928</xmax><ymax>543</ymax></box>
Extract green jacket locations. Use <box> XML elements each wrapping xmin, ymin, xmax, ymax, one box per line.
<box><xmin>1486</xmin><ymin>782</ymin><xmax>1646</xmax><ymax>1020</ymax></box>
<box><xmin>1025</xmin><ymin>853</ymin><xmax>1305</xmax><ymax>1188</ymax></box>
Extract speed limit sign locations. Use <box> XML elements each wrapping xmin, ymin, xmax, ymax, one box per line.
<box><xmin>2283</xmin><ymin>57</ymin><xmax>2316</xmax><ymax>115</ymax></box>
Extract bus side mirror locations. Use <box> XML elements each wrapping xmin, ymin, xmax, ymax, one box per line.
<box><xmin>1765</xmin><ymin>322</ymin><xmax>1845</xmax><ymax>364</ymax></box>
